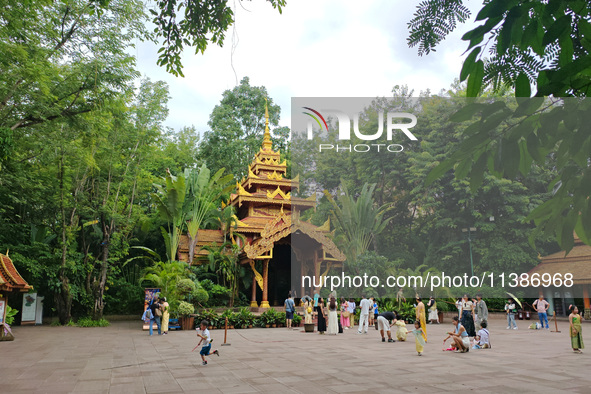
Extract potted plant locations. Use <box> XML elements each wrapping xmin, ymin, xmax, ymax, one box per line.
<box><xmin>260</xmin><ymin>309</ymin><xmax>276</xmax><ymax>328</ymax></box>
<box><xmin>277</xmin><ymin>311</ymin><xmax>286</xmax><ymax>327</ymax></box>
<box><xmin>237</xmin><ymin>307</ymin><xmax>254</xmax><ymax>329</ymax></box>
<box><xmin>292</xmin><ymin>313</ymin><xmax>302</xmax><ymax>327</ymax></box>
<box><xmin>177</xmin><ymin>301</ymin><xmax>195</xmax><ymax>330</ymax></box>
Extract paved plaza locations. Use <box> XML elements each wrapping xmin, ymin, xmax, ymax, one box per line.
<box><xmin>1</xmin><ymin>316</ymin><xmax>589</xmax><ymax>393</ymax></box>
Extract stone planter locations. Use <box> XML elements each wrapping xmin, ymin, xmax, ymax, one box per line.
<box><xmin>304</xmin><ymin>323</ymin><xmax>315</xmax><ymax>333</ymax></box>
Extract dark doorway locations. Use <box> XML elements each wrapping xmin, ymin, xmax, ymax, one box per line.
<box><xmin>268</xmin><ymin>244</ymin><xmax>293</xmax><ymax>306</ymax></box>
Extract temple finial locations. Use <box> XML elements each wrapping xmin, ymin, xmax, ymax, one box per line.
<box><xmin>262</xmin><ymin>97</ymin><xmax>273</xmax><ymax>151</ymax></box>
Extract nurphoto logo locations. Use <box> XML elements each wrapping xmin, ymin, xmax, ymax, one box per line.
<box><xmin>302</xmin><ymin>107</ymin><xmax>418</xmax><ymax>152</ymax></box>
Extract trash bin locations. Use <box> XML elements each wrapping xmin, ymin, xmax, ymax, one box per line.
<box><xmin>518</xmin><ymin>310</ymin><xmax>524</xmax><ymax>320</ymax></box>
<box><xmin>525</xmin><ymin>310</ymin><xmax>531</xmax><ymax>320</ymax></box>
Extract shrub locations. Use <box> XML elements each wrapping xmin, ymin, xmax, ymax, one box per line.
<box><xmin>177</xmin><ymin>278</ymin><xmax>197</xmax><ymax>295</ymax></box>
<box><xmin>292</xmin><ymin>313</ymin><xmax>302</xmax><ymax>325</ymax></box>
<box><xmin>76</xmin><ymin>317</ymin><xmax>110</xmax><ymax>327</ymax></box>
<box><xmin>177</xmin><ymin>301</ymin><xmax>195</xmax><ymax>317</ymax></box>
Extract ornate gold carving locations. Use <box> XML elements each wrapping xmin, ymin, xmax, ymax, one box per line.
<box><xmin>267</xmin><ymin>186</ymin><xmax>291</xmax><ymax>200</ymax></box>
<box><xmin>248</xmin><ymin>168</ymin><xmax>259</xmax><ymax>179</ymax></box>
<box><xmin>318</xmin><ymin>217</ymin><xmax>330</xmax><ymax>232</ymax></box>
<box><xmin>305</xmin><ymin>193</ymin><xmax>317</xmax><ymax>201</ymax></box>
<box><xmin>249</xmin><ymin>260</ymin><xmax>264</xmax><ymax>290</ymax></box>
<box><xmin>237</xmin><ymin>182</ymin><xmax>252</xmax><ymax>196</ymax></box>
<box><xmin>267</xmin><ymin>171</ymin><xmax>283</xmax><ymax>181</ymax></box>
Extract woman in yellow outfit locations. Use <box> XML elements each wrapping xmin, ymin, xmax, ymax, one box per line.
<box><xmin>415</xmin><ymin>296</ymin><xmax>427</xmax><ymax>342</ymax></box>
<box><xmin>161</xmin><ymin>297</ymin><xmax>170</xmax><ymax>335</ymax></box>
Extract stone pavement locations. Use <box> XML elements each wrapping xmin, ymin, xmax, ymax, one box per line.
<box><xmin>1</xmin><ymin>317</ymin><xmax>589</xmax><ymax>393</ymax></box>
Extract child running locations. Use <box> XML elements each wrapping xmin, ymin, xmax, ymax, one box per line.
<box><xmin>412</xmin><ymin>320</ymin><xmax>426</xmax><ymax>356</ymax></box>
<box><xmin>196</xmin><ymin>320</ymin><xmax>219</xmax><ymax>365</ymax></box>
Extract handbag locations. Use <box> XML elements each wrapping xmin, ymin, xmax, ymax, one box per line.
<box><xmin>342</xmin><ymin>311</ymin><xmax>350</xmax><ymax>318</ymax></box>
<box><xmin>307</xmin><ymin>306</ymin><xmax>312</xmax><ymax>314</ymax></box>
<box><xmin>155</xmin><ymin>305</ymin><xmax>163</xmax><ymax>317</ymax></box>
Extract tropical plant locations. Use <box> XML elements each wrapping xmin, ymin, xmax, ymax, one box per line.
<box><xmin>139</xmin><ymin>261</ymin><xmax>189</xmax><ymax>308</ymax></box>
<box><xmin>202</xmin><ymin>241</ymin><xmax>242</xmax><ymax>307</ymax></box>
<box><xmin>184</xmin><ymin>164</ymin><xmax>234</xmax><ymax>264</ymax></box>
<box><xmin>153</xmin><ymin>170</ymin><xmax>187</xmax><ymax>263</ymax></box>
<box><xmin>292</xmin><ymin>313</ymin><xmax>302</xmax><ymax>326</ymax></box>
<box><xmin>4</xmin><ymin>305</ymin><xmax>18</xmax><ymax>325</ymax></box>
<box><xmin>324</xmin><ymin>182</ymin><xmax>392</xmax><ymax>262</ymax></box>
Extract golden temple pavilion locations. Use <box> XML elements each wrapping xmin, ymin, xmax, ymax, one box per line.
<box><xmin>178</xmin><ymin>104</ymin><xmax>345</xmax><ymax>308</ymax></box>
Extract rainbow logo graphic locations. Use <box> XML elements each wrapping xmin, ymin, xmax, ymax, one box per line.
<box><xmin>302</xmin><ymin>107</ymin><xmax>328</xmax><ymax>131</ymax></box>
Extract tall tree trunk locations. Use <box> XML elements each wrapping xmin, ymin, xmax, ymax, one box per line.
<box><xmin>91</xmin><ymin>218</ymin><xmax>110</xmax><ymax>320</ymax></box>
<box><xmin>56</xmin><ymin>148</ymin><xmax>72</xmax><ymax>324</ymax></box>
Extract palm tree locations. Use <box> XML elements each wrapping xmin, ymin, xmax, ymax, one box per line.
<box><xmin>153</xmin><ymin>170</ymin><xmax>187</xmax><ymax>262</ymax></box>
<box><xmin>139</xmin><ymin>261</ymin><xmax>190</xmax><ymax>306</ymax></box>
<box><xmin>202</xmin><ymin>241</ymin><xmax>242</xmax><ymax>307</ymax></box>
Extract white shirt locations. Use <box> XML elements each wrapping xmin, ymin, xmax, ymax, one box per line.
<box><xmin>360</xmin><ymin>298</ymin><xmax>372</xmax><ymax>314</ymax></box>
<box><xmin>199</xmin><ymin>327</ymin><xmax>211</xmax><ymax>347</ymax></box>
<box><xmin>477</xmin><ymin>328</ymin><xmax>489</xmax><ymax>345</ymax></box>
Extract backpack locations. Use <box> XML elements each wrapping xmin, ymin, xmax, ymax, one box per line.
<box><xmin>144</xmin><ymin>308</ymin><xmax>153</xmax><ymax>321</ymax></box>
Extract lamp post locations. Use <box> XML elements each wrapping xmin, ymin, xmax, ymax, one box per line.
<box><xmin>461</xmin><ymin>227</ymin><xmax>476</xmax><ymax>277</ymax></box>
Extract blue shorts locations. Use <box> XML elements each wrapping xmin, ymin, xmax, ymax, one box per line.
<box><xmin>200</xmin><ymin>344</ymin><xmax>211</xmax><ymax>356</ymax></box>
<box><xmin>286</xmin><ymin>311</ymin><xmax>294</xmax><ymax>319</ymax></box>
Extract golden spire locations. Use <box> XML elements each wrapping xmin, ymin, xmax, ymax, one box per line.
<box><xmin>262</xmin><ymin>97</ymin><xmax>273</xmax><ymax>151</ymax></box>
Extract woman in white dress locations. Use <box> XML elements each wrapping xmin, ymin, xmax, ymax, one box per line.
<box><xmin>327</xmin><ymin>297</ymin><xmax>339</xmax><ymax>335</ymax></box>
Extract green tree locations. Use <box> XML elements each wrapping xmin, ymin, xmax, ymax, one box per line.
<box><xmin>0</xmin><ymin>0</ymin><xmax>150</xmax><ymax>166</ymax></box>
<box><xmin>199</xmin><ymin>77</ymin><xmax>289</xmax><ymax>180</ymax></box>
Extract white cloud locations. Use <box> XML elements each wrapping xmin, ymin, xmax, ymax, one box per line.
<box><xmin>134</xmin><ymin>0</ymin><xmax>481</xmax><ymax>133</ymax></box>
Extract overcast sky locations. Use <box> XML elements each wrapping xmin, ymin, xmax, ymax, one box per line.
<box><xmin>134</xmin><ymin>0</ymin><xmax>480</xmax><ymax>133</ymax></box>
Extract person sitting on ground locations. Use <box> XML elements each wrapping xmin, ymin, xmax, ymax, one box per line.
<box><xmin>443</xmin><ymin>316</ymin><xmax>470</xmax><ymax>353</ymax></box>
<box><xmin>472</xmin><ymin>321</ymin><xmax>490</xmax><ymax>349</ymax></box>
<box><xmin>376</xmin><ymin>311</ymin><xmax>397</xmax><ymax>343</ymax></box>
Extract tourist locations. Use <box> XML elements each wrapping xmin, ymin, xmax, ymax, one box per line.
<box><xmin>376</xmin><ymin>310</ymin><xmax>397</xmax><ymax>342</ymax></box>
<box><xmin>148</xmin><ymin>296</ymin><xmax>162</xmax><ymax>336</ymax></box>
<box><xmin>316</xmin><ymin>297</ymin><xmax>327</xmax><ymax>334</ymax></box>
<box><xmin>427</xmin><ymin>296</ymin><xmax>438</xmax><ymax>324</ymax></box>
<box><xmin>505</xmin><ymin>298</ymin><xmax>518</xmax><ymax>330</ymax></box>
<box><xmin>460</xmin><ymin>294</ymin><xmax>476</xmax><ymax>337</ymax></box>
<box><xmin>412</xmin><ymin>320</ymin><xmax>426</xmax><ymax>356</ymax></box>
<box><xmin>472</xmin><ymin>321</ymin><xmax>490</xmax><ymax>349</ymax></box>
<box><xmin>415</xmin><ymin>296</ymin><xmax>427</xmax><ymax>342</ymax></box>
<box><xmin>455</xmin><ymin>298</ymin><xmax>462</xmax><ymax>318</ymax></box>
<box><xmin>396</xmin><ymin>287</ymin><xmax>406</xmax><ymax>308</ymax></box>
<box><xmin>347</xmin><ymin>298</ymin><xmax>356</xmax><ymax>328</ymax></box>
<box><xmin>372</xmin><ymin>297</ymin><xmax>379</xmax><ymax>327</ymax></box>
<box><xmin>161</xmin><ymin>296</ymin><xmax>170</xmax><ymax>335</ymax></box>
<box><xmin>533</xmin><ymin>294</ymin><xmax>550</xmax><ymax>330</ymax></box>
<box><xmin>358</xmin><ymin>295</ymin><xmax>371</xmax><ymax>334</ymax></box>
<box><xmin>327</xmin><ymin>297</ymin><xmax>338</xmax><ymax>335</ymax></box>
<box><xmin>569</xmin><ymin>305</ymin><xmax>584</xmax><ymax>354</ymax></box>
<box><xmin>474</xmin><ymin>294</ymin><xmax>488</xmax><ymax>328</ymax></box>
<box><xmin>303</xmin><ymin>296</ymin><xmax>313</xmax><ymax>324</ymax></box>
<box><xmin>395</xmin><ymin>319</ymin><xmax>408</xmax><ymax>341</ymax></box>
<box><xmin>284</xmin><ymin>293</ymin><xmax>295</xmax><ymax>329</ymax></box>
<box><xmin>368</xmin><ymin>297</ymin><xmax>375</xmax><ymax>327</ymax></box>
<box><xmin>196</xmin><ymin>319</ymin><xmax>219</xmax><ymax>365</ymax></box>
<box><xmin>340</xmin><ymin>298</ymin><xmax>350</xmax><ymax>329</ymax></box>
<box><xmin>443</xmin><ymin>316</ymin><xmax>470</xmax><ymax>353</ymax></box>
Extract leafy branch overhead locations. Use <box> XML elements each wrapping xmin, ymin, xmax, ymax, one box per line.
<box><xmin>411</xmin><ymin>1</ymin><xmax>591</xmax><ymax>251</ymax></box>
<box><xmin>151</xmin><ymin>0</ymin><xmax>286</xmax><ymax>77</ymax></box>
<box><xmin>409</xmin><ymin>0</ymin><xmax>591</xmax><ymax>97</ymax></box>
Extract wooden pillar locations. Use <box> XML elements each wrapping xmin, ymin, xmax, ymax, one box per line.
<box><xmin>584</xmin><ymin>286</ymin><xmax>591</xmax><ymax>320</ymax></box>
<box><xmin>250</xmin><ymin>272</ymin><xmax>258</xmax><ymax>308</ymax></box>
<box><xmin>261</xmin><ymin>260</ymin><xmax>270</xmax><ymax>308</ymax></box>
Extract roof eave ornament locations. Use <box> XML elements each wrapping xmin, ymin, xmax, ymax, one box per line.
<box><xmin>262</xmin><ymin>97</ymin><xmax>273</xmax><ymax>151</ymax></box>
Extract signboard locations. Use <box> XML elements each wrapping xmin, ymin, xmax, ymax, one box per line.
<box><xmin>22</xmin><ymin>293</ymin><xmax>37</xmax><ymax>324</ymax></box>
<box><xmin>0</xmin><ymin>298</ymin><xmax>5</xmax><ymax>324</ymax></box>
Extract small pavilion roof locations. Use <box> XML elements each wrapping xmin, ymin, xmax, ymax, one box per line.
<box><xmin>527</xmin><ymin>235</ymin><xmax>591</xmax><ymax>285</ymax></box>
<box><xmin>0</xmin><ymin>253</ymin><xmax>32</xmax><ymax>293</ymax></box>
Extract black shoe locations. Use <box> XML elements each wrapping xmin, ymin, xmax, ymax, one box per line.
<box><xmin>382</xmin><ymin>338</ymin><xmax>385</xmax><ymax>342</ymax></box>
<box><xmin>202</xmin><ymin>361</ymin><xmax>207</xmax><ymax>365</ymax></box>
<box><xmin>388</xmin><ymin>339</ymin><xmax>395</xmax><ymax>343</ymax></box>
<box><xmin>213</xmin><ymin>349</ymin><xmax>219</xmax><ymax>357</ymax></box>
